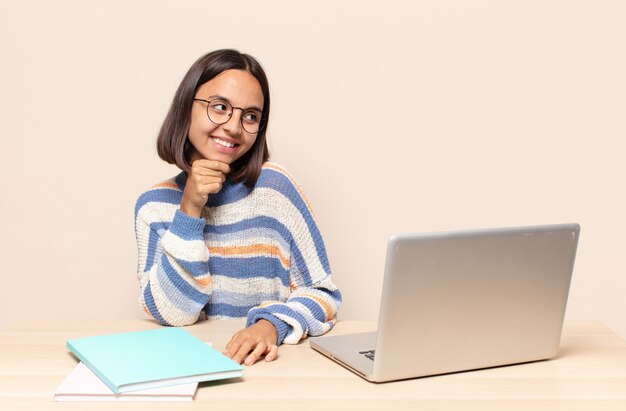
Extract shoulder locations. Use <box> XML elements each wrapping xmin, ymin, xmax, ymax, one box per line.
<box><xmin>257</xmin><ymin>162</ymin><xmax>304</xmax><ymax>196</ymax></box>
<box><xmin>256</xmin><ymin>162</ymin><xmax>317</xmax><ymax>217</ymax></box>
<box><xmin>134</xmin><ymin>173</ymin><xmax>185</xmax><ymax>218</ymax></box>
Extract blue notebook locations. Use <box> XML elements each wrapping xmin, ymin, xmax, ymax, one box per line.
<box><xmin>67</xmin><ymin>327</ymin><xmax>243</xmax><ymax>394</ymax></box>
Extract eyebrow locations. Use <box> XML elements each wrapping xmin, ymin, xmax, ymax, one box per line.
<box><xmin>207</xmin><ymin>94</ymin><xmax>263</xmax><ymax>112</ymax></box>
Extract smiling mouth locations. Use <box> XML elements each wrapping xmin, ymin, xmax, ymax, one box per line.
<box><xmin>212</xmin><ymin>137</ymin><xmax>238</xmax><ymax>149</ymax></box>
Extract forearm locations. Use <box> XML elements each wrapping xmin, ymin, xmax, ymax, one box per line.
<box><xmin>247</xmin><ymin>276</ymin><xmax>342</xmax><ymax>345</ymax></box>
<box><xmin>136</xmin><ymin>209</ymin><xmax>212</xmax><ymax>326</ymax></box>
<box><xmin>138</xmin><ymin>253</ymin><xmax>211</xmax><ymax>326</ymax></box>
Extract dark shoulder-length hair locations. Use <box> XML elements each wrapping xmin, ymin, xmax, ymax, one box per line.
<box><xmin>156</xmin><ymin>49</ymin><xmax>271</xmax><ymax>188</ymax></box>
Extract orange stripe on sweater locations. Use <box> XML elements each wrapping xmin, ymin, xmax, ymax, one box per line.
<box><xmin>196</xmin><ymin>276</ymin><xmax>212</xmax><ymax>286</ymax></box>
<box><xmin>257</xmin><ymin>300</ymin><xmax>281</xmax><ymax>309</ymax></box>
<box><xmin>302</xmin><ymin>293</ymin><xmax>334</xmax><ymax>322</ymax></box>
<box><xmin>208</xmin><ymin>244</ymin><xmax>290</xmax><ymax>269</ymax></box>
<box><xmin>150</xmin><ymin>181</ymin><xmax>179</xmax><ymax>190</ymax></box>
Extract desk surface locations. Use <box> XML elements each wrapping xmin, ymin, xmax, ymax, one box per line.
<box><xmin>1</xmin><ymin>320</ymin><xmax>626</xmax><ymax>410</ymax></box>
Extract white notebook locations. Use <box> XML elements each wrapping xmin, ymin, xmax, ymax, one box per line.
<box><xmin>54</xmin><ymin>362</ymin><xmax>197</xmax><ymax>402</ymax></box>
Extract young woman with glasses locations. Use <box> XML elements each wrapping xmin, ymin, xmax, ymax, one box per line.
<box><xmin>134</xmin><ymin>49</ymin><xmax>342</xmax><ymax>366</ymax></box>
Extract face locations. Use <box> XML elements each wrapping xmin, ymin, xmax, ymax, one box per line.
<box><xmin>188</xmin><ymin>69</ymin><xmax>264</xmax><ymax>165</ymax></box>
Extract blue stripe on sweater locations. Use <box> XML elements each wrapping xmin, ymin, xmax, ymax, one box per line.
<box><xmin>206</xmin><ymin>180</ymin><xmax>252</xmax><ymax>206</ymax></box>
<box><xmin>209</xmin><ymin>256</ymin><xmax>290</xmax><ymax>286</ymax></box>
<box><xmin>289</xmin><ymin>297</ymin><xmax>328</xmax><ymax>322</ymax></box>
<box><xmin>249</xmin><ymin>303</ymin><xmax>309</xmax><ymax>334</ymax></box>
<box><xmin>142</xmin><ymin>283</ymin><xmax>170</xmax><ymax>326</ymax></box>
<box><xmin>178</xmin><ymin>260</ymin><xmax>209</xmax><ymax>277</ymax></box>
<box><xmin>160</xmin><ymin>255</ymin><xmax>208</xmax><ymax>306</ymax></box>
<box><xmin>206</xmin><ymin>216</ymin><xmax>291</xmax><ymax>239</ymax></box>
<box><xmin>168</xmin><ymin>210</ymin><xmax>206</xmax><ymax>241</ymax></box>
<box><xmin>324</xmin><ymin>287</ymin><xmax>343</xmax><ymax>303</ymax></box>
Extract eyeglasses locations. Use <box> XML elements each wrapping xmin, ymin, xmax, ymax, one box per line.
<box><xmin>193</xmin><ymin>98</ymin><xmax>264</xmax><ymax>134</ymax></box>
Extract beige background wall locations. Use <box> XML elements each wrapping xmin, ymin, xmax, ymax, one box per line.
<box><xmin>1</xmin><ymin>1</ymin><xmax>625</xmax><ymax>337</ymax></box>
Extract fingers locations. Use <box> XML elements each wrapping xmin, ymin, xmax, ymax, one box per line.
<box><xmin>226</xmin><ymin>340</ymin><xmax>278</xmax><ymax>366</ymax></box>
<box><xmin>190</xmin><ymin>175</ymin><xmax>224</xmax><ymax>194</ymax></box>
<box><xmin>190</xmin><ymin>161</ymin><xmax>227</xmax><ymax>185</ymax></box>
<box><xmin>265</xmin><ymin>344</ymin><xmax>278</xmax><ymax>362</ymax></box>
<box><xmin>180</xmin><ymin>159</ymin><xmax>231</xmax><ymax>217</ymax></box>
<box><xmin>224</xmin><ymin>331</ymin><xmax>255</xmax><ymax>365</ymax></box>
<box><xmin>223</xmin><ymin>333</ymin><xmax>246</xmax><ymax>363</ymax></box>
<box><xmin>185</xmin><ymin>159</ymin><xmax>230</xmax><ymax>207</ymax></box>
<box><xmin>244</xmin><ymin>342</ymin><xmax>269</xmax><ymax>366</ymax></box>
<box><xmin>232</xmin><ymin>340</ymin><xmax>254</xmax><ymax>365</ymax></box>
<box><xmin>192</xmin><ymin>159</ymin><xmax>230</xmax><ymax>175</ymax></box>
<box><xmin>223</xmin><ymin>322</ymin><xmax>279</xmax><ymax>366</ymax></box>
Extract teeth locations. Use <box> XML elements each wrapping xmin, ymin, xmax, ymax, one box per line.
<box><xmin>213</xmin><ymin>137</ymin><xmax>235</xmax><ymax>148</ymax></box>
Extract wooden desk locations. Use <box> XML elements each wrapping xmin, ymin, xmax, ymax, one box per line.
<box><xmin>1</xmin><ymin>320</ymin><xmax>625</xmax><ymax>410</ymax></box>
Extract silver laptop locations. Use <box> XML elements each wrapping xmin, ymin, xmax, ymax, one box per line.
<box><xmin>310</xmin><ymin>223</ymin><xmax>580</xmax><ymax>382</ymax></box>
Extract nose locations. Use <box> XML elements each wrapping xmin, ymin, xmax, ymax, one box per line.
<box><xmin>222</xmin><ymin>108</ymin><xmax>243</xmax><ymax>135</ymax></box>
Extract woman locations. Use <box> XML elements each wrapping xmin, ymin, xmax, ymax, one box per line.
<box><xmin>134</xmin><ymin>49</ymin><xmax>342</xmax><ymax>366</ymax></box>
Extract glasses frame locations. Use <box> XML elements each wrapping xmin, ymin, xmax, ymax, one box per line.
<box><xmin>193</xmin><ymin>98</ymin><xmax>264</xmax><ymax>134</ymax></box>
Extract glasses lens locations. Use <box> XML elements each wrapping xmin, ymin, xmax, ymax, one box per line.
<box><xmin>207</xmin><ymin>100</ymin><xmax>232</xmax><ymax>125</ymax></box>
<box><xmin>241</xmin><ymin>110</ymin><xmax>263</xmax><ymax>134</ymax></box>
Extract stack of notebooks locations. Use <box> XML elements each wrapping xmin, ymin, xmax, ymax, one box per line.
<box><xmin>54</xmin><ymin>327</ymin><xmax>243</xmax><ymax>402</ymax></box>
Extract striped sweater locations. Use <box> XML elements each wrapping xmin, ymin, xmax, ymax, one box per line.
<box><xmin>134</xmin><ymin>162</ymin><xmax>342</xmax><ymax>345</ymax></box>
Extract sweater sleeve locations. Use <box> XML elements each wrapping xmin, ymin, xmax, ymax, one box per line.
<box><xmin>245</xmin><ymin>167</ymin><xmax>342</xmax><ymax>344</ymax></box>
<box><xmin>135</xmin><ymin>193</ymin><xmax>212</xmax><ymax>326</ymax></box>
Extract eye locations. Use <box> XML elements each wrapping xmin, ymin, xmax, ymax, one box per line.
<box><xmin>243</xmin><ymin>111</ymin><xmax>261</xmax><ymax>124</ymax></box>
<box><xmin>209</xmin><ymin>100</ymin><xmax>230</xmax><ymax>113</ymax></box>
